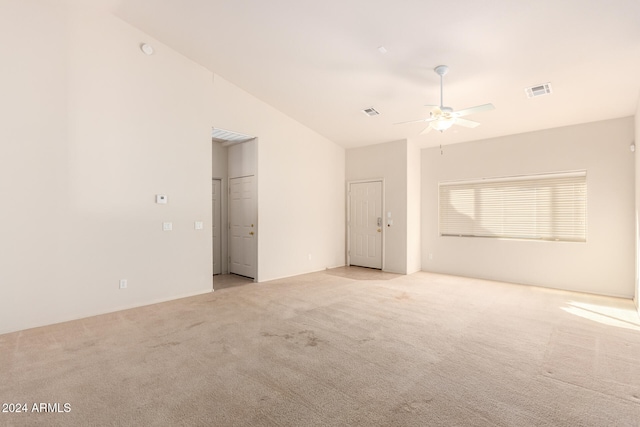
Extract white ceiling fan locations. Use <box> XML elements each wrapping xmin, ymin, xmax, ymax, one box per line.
<box><xmin>396</xmin><ymin>65</ymin><xmax>495</xmax><ymax>133</ymax></box>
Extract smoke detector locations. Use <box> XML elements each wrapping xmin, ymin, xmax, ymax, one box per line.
<box><xmin>525</xmin><ymin>82</ymin><xmax>552</xmax><ymax>98</ymax></box>
<box><xmin>140</xmin><ymin>43</ymin><xmax>154</xmax><ymax>55</ymax></box>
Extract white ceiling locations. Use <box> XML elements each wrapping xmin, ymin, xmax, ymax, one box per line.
<box><xmin>102</xmin><ymin>0</ymin><xmax>640</xmax><ymax>149</ymax></box>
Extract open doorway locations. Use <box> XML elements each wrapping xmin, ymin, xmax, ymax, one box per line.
<box><xmin>212</xmin><ymin>127</ymin><xmax>258</xmax><ymax>289</ymax></box>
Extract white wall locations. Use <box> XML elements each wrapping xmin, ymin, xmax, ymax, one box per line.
<box><xmin>345</xmin><ymin>139</ymin><xmax>421</xmax><ymax>274</ymax></box>
<box><xmin>406</xmin><ymin>139</ymin><xmax>422</xmax><ymax>274</ymax></box>
<box><xmin>346</xmin><ymin>140</ymin><xmax>408</xmax><ymax>274</ymax></box>
<box><xmin>0</xmin><ymin>2</ymin><xmax>214</xmax><ymax>334</ymax></box>
<box><xmin>212</xmin><ymin>142</ymin><xmax>229</xmax><ymax>179</ymax></box>
<box><xmin>228</xmin><ymin>139</ymin><xmax>257</xmax><ymax>178</ymax></box>
<box><xmin>422</xmin><ymin>117</ymin><xmax>635</xmax><ymax>298</ymax></box>
<box><xmin>635</xmin><ymin>101</ymin><xmax>640</xmax><ymax>311</ymax></box>
<box><xmin>211</xmin><ymin>76</ymin><xmax>345</xmax><ymax>282</ymax></box>
<box><xmin>1</xmin><ymin>1</ymin><xmax>346</xmax><ymax>334</ymax></box>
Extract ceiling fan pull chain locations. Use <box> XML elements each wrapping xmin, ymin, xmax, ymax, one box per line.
<box><xmin>440</xmin><ymin>72</ymin><xmax>444</xmax><ymax>108</ymax></box>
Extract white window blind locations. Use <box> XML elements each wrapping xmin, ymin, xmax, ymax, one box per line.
<box><xmin>439</xmin><ymin>171</ymin><xmax>587</xmax><ymax>242</ymax></box>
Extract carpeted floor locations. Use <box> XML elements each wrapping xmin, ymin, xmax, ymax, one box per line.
<box><xmin>1</xmin><ymin>267</ymin><xmax>639</xmax><ymax>426</ymax></box>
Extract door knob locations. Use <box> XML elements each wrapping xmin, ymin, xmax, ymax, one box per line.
<box><xmin>377</xmin><ymin>228</ymin><xmax>381</xmax><ymax>232</ymax></box>
<box><xmin>249</xmin><ymin>231</ymin><xmax>254</xmax><ymax>235</ymax></box>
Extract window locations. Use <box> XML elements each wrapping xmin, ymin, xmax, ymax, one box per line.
<box><xmin>439</xmin><ymin>171</ymin><xmax>587</xmax><ymax>242</ymax></box>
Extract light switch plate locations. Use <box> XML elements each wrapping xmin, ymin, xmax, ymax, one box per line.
<box><xmin>194</xmin><ymin>221</ymin><xmax>204</xmax><ymax>230</ymax></box>
<box><xmin>163</xmin><ymin>222</ymin><xmax>173</xmax><ymax>231</ymax></box>
<box><xmin>156</xmin><ymin>194</ymin><xmax>168</xmax><ymax>204</ymax></box>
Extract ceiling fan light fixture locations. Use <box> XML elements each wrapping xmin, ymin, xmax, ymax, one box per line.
<box><xmin>430</xmin><ymin>117</ymin><xmax>455</xmax><ymax>132</ymax></box>
<box><xmin>394</xmin><ymin>65</ymin><xmax>494</xmax><ymax>134</ymax></box>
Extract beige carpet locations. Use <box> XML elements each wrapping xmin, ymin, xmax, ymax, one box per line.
<box><xmin>1</xmin><ymin>268</ymin><xmax>639</xmax><ymax>426</ymax></box>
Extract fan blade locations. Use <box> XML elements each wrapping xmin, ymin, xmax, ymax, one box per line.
<box><xmin>394</xmin><ymin>117</ymin><xmax>436</xmax><ymax>125</ymax></box>
<box><xmin>453</xmin><ymin>118</ymin><xmax>480</xmax><ymax>128</ymax></box>
<box><xmin>453</xmin><ymin>103</ymin><xmax>495</xmax><ymax>118</ymax></box>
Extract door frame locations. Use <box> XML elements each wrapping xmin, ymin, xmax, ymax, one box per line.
<box><xmin>346</xmin><ymin>179</ymin><xmax>385</xmax><ymax>270</ymax></box>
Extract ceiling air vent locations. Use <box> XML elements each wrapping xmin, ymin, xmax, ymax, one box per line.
<box><xmin>362</xmin><ymin>107</ymin><xmax>380</xmax><ymax>117</ymax></box>
<box><xmin>525</xmin><ymin>82</ymin><xmax>552</xmax><ymax>98</ymax></box>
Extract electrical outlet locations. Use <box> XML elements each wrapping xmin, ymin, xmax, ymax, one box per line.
<box><xmin>119</xmin><ymin>279</ymin><xmax>128</xmax><ymax>289</ymax></box>
<box><xmin>194</xmin><ymin>221</ymin><xmax>204</xmax><ymax>230</ymax></box>
<box><xmin>163</xmin><ymin>222</ymin><xmax>173</xmax><ymax>231</ymax></box>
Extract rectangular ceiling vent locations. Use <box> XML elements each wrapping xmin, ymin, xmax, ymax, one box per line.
<box><xmin>525</xmin><ymin>82</ymin><xmax>552</xmax><ymax>98</ymax></box>
<box><xmin>211</xmin><ymin>128</ymin><xmax>255</xmax><ymax>146</ymax></box>
<box><xmin>362</xmin><ymin>107</ymin><xmax>380</xmax><ymax>117</ymax></box>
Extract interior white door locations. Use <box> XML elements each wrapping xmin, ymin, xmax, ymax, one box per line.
<box><xmin>229</xmin><ymin>176</ymin><xmax>256</xmax><ymax>279</ymax></box>
<box><xmin>349</xmin><ymin>181</ymin><xmax>383</xmax><ymax>269</ymax></box>
<box><xmin>212</xmin><ymin>179</ymin><xmax>222</xmax><ymax>275</ymax></box>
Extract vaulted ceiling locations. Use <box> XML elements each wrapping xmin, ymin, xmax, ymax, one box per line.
<box><xmin>94</xmin><ymin>0</ymin><xmax>640</xmax><ymax>148</ymax></box>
